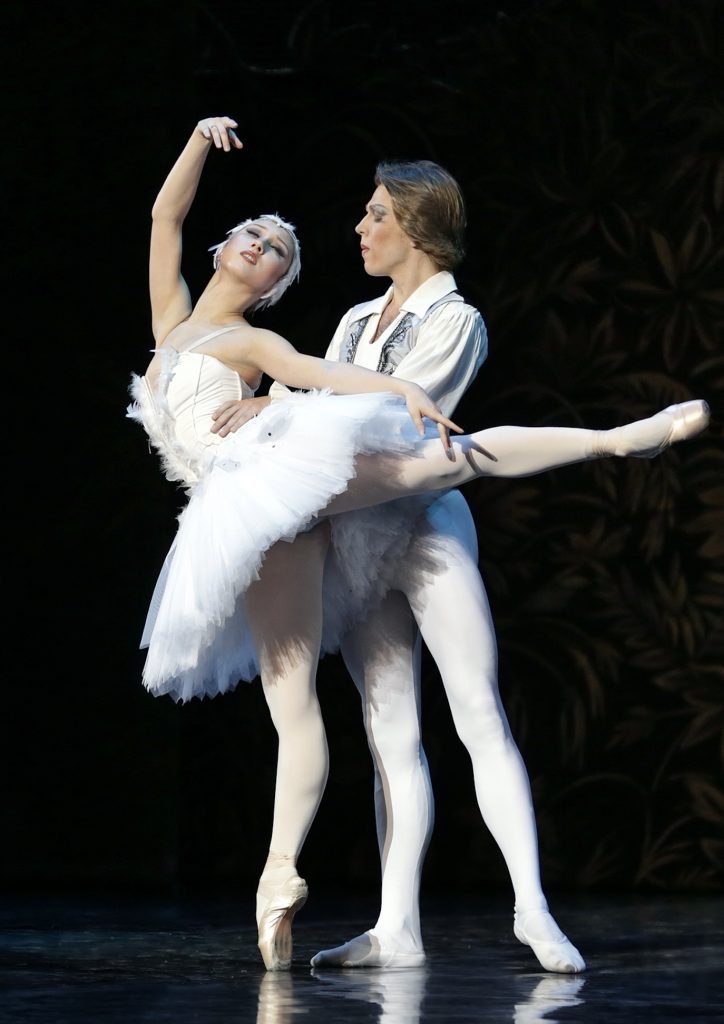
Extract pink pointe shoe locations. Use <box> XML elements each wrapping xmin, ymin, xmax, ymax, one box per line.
<box><xmin>634</xmin><ymin>400</ymin><xmax>710</xmax><ymax>458</ymax></box>
<box><xmin>256</xmin><ymin>874</ymin><xmax>309</xmax><ymax>971</ymax></box>
<box><xmin>599</xmin><ymin>399</ymin><xmax>711</xmax><ymax>458</ymax></box>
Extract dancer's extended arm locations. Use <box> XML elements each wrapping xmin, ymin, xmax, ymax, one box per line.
<box><xmin>214</xmin><ymin>293</ymin><xmax>487</xmax><ymax>434</ymax></box>
<box><xmin>241</xmin><ymin>328</ymin><xmax>462</xmax><ymax>444</ymax></box>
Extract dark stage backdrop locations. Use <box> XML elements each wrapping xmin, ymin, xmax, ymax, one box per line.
<box><xmin>4</xmin><ymin>0</ymin><xmax>723</xmax><ymax>899</ymax></box>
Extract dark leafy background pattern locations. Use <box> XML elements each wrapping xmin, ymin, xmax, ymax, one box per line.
<box><xmin>4</xmin><ymin>0</ymin><xmax>722</xmax><ymax>897</ymax></box>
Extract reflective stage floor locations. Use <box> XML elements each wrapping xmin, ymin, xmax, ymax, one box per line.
<box><xmin>1</xmin><ymin>891</ymin><xmax>722</xmax><ymax>1022</ymax></box>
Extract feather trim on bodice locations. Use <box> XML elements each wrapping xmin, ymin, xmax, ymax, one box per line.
<box><xmin>127</xmin><ymin>348</ymin><xmax>203</xmax><ymax>493</ymax></box>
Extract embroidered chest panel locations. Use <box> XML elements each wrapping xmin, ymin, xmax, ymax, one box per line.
<box><xmin>342</xmin><ymin>311</ymin><xmax>415</xmax><ymax>376</ymax></box>
<box><xmin>342</xmin><ymin>315</ymin><xmax>372</xmax><ymax>366</ymax></box>
<box><xmin>341</xmin><ymin>292</ymin><xmax>463</xmax><ymax>376</ymax></box>
<box><xmin>377</xmin><ymin>313</ymin><xmax>414</xmax><ymax>374</ymax></box>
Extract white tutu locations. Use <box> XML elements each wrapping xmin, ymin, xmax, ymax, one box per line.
<box><xmin>321</xmin><ymin>495</ymin><xmax>435</xmax><ymax>651</ymax></box>
<box><xmin>129</xmin><ymin>353</ymin><xmax>433</xmax><ymax>703</ymax></box>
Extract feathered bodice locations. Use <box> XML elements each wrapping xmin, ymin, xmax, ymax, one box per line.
<box><xmin>128</xmin><ymin>347</ymin><xmax>254</xmax><ymax>492</ymax></box>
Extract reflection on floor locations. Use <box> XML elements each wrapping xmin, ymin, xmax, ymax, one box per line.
<box><xmin>1</xmin><ymin>891</ymin><xmax>723</xmax><ymax>1022</ymax></box>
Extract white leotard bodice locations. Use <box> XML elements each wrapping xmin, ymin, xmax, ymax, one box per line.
<box><xmin>163</xmin><ymin>350</ymin><xmax>253</xmax><ymax>451</ymax></box>
<box><xmin>128</xmin><ymin>325</ymin><xmax>255</xmax><ymax>489</ymax></box>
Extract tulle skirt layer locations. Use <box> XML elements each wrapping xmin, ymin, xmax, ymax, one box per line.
<box><xmin>140</xmin><ymin>389</ymin><xmax>433</xmax><ymax>703</ymax></box>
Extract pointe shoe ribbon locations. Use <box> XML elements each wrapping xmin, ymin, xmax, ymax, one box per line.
<box><xmin>256</xmin><ymin>874</ymin><xmax>308</xmax><ymax>971</ymax></box>
<box><xmin>513</xmin><ymin>909</ymin><xmax>586</xmax><ymax>974</ymax></box>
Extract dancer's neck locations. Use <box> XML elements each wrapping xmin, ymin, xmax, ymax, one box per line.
<box><xmin>387</xmin><ymin>252</ymin><xmax>441</xmax><ymax>309</ymax></box>
<box><xmin>192</xmin><ymin>273</ymin><xmax>252</xmax><ymax>324</ymax></box>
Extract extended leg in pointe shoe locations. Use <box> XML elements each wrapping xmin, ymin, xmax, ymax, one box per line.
<box><xmin>256</xmin><ymin>874</ymin><xmax>309</xmax><ymax>971</ymax></box>
<box><xmin>593</xmin><ymin>399</ymin><xmax>710</xmax><ymax>459</ymax></box>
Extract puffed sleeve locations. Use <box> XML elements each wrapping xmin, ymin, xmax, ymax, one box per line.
<box><xmin>391</xmin><ymin>304</ymin><xmax>488</xmax><ymax>417</ymax></box>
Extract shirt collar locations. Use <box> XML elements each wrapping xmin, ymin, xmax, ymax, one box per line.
<box><xmin>399</xmin><ymin>271</ymin><xmax>458</xmax><ymax>317</ymax></box>
<box><xmin>346</xmin><ymin>271</ymin><xmax>458</xmax><ymax>326</ymax></box>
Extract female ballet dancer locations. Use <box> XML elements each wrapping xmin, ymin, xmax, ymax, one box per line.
<box><xmin>129</xmin><ymin>115</ymin><xmax>710</xmax><ymax>972</ymax></box>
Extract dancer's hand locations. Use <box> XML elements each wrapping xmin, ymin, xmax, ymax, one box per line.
<box><xmin>196</xmin><ymin>115</ymin><xmax>243</xmax><ymax>152</ymax></box>
<box><xmin>401</xmin><ymin>383</ymin><xmax>463</xmax><ymax>454</ymax></box>
<box><xmin>211</xmin><ymin>396</ymin><xmax>272</xmax><ymax>435</ymax></box>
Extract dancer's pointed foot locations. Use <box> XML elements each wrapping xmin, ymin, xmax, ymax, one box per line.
<box><xmin>593</xmin><ymin>399</ymin><xmax>710</xmax><ymax>459</ymax></box>
<box><xmin>310</xmin><ymin>929</ymin><xmax>426</xmax><ymax>969</ymax></box>
<box><xmin>256</xmin><ymin>873</ymin><xmax>309</xmax><ymax>971</ymax></box>
<box><xmin>513</xmin><ymin>907</ymin><xmax>586</xmax><ymax>974</ymax></box>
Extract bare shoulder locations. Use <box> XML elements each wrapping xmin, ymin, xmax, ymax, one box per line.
<box><xmin>207</xmin><ymin>324</ymin><xmax>299</xmax><ymax>387</ymax></box>
<box><xmin>243</xmin><ymin>325</ymin><xmax>297</xmax><ymax>352</ymax></box>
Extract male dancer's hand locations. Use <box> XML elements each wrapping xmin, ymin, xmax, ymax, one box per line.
<box><xmin>211</xmin><ymin>396</ymin><xmax>272</xmax><ymax>435</ymax></box>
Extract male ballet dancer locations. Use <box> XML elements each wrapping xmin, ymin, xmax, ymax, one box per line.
<box><xmin>212</xmin><ymin>159</ymin><xmax>587</xmax><ymax>973</ymax></box>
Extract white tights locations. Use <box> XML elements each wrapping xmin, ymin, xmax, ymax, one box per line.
<box><xmin>410</xmin><ymin>500</ymin><xmax>545</xmax><ymax>913</ymax></box>
<box><xmin>244</xmin><ymin>408</ymin><xmax>685</xmax><ymax>900</ymax></box>
<box><xmin>340</xmin><ymin>492</ymin><xmax>544</xmax><ymax>949</ymax></box>
<box><xmin>245</xmin><ymin>526</ymin><xmax>331</xmax><ymax>886</ymax></box>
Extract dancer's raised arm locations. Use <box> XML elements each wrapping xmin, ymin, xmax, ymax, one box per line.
<box><xmin>149</xmin><ymin>115</ymin><xmax>242</xmax><ymax>341</ymax></box>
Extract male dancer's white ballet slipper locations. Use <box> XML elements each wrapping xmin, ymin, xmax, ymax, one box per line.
<box><xmin>593</xmin><ymin>399</ymin><xmax>710</xmax><ymax>458</ymax></box>
<box><xmin>310</xmin><ymin>929</ymin><xmax>426</xmax><ymax>969</ymax></box>
<box><xmin>513</xmin><ymin>907</ymin><xmax>586</xmax><ymax>974</ymax></box>
<box><xmin>256</xmin><ymin>874</ymin><xmax>309</xmax><ymax>971</ymax></box>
